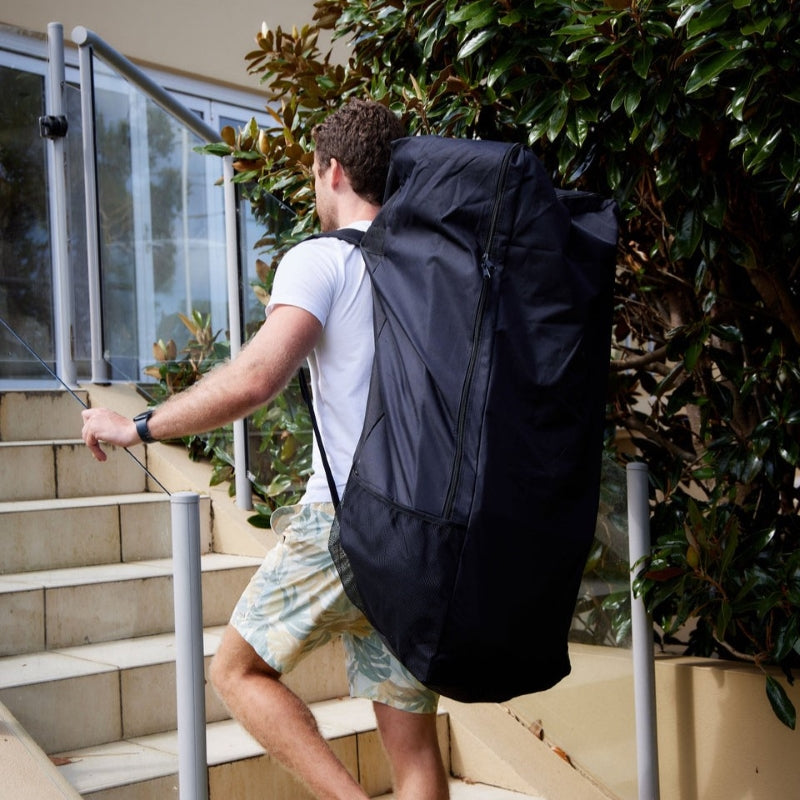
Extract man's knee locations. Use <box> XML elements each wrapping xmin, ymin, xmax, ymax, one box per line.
<box><xmin>210</xmin><ymin>625</ymin><xmax>279</xmax><ymax>701</ymax></box>
<box><xmin>374</xmin><ymin>704</ymin><xmax>441</xmax><ymax>756</ymax></box>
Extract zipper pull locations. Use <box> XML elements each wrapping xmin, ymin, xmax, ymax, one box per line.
<box><xmin>481</xmin><ymin>252</ymin><xmax>494</xmax><ymax>278</ymax></box>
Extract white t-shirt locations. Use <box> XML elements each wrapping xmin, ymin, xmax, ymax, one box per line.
<box><xmin>265</xmin><ymin>221</ymin><xmax>373</xmax><ymax>503</ymax></box>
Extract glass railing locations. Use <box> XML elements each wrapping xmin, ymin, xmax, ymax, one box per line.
<box><xmin>0</xmin><ymin>64</ymin><xmax>55</xmax><ymax>383</ymax></box>
<box><xmin>69</xmin><ymin>26</ymin><xmax>269</xmax><ymax>507</ymax></box>
<box><xmin>79</xmin><ymin>54</ymin><xmax>231</xmax><ymax>382</ymax></box>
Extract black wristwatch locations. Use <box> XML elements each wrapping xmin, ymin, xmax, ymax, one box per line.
<box><xmin>133</xmin><ymin>409</ymin><xmax>157</xmax><ymax>443</ymax></box>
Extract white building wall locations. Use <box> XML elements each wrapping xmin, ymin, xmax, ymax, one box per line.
<box><xmin>0</xmin><ymin>0</ymin><xmax>321</xmax><ymax>90</ymax></box>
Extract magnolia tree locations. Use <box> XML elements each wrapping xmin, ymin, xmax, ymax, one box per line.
<box><xmin>205</xmin><ymin>0</ymin><xmax>800</xmax><ymax>727</ymax></box>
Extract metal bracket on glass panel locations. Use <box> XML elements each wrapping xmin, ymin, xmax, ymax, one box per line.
<box><xmin>38</xmin><ymin>114</ymin><xmax>69</xmax><ymax>139</ymax></box>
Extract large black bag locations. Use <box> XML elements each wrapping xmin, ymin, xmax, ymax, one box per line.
<box><xmin>307</xmin><ymin>135</ymin><xmax>618</xmax><ymax>702</ymax></box>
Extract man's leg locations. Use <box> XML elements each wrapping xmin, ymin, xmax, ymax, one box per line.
<box><xmin>373</xmin><ymin>702</ymin><xmax>450</xmax><ymax>800</ymax></box>
<box><xmin>210</xmin><ymin>625</ymin><xmax>368</xmax><ymax>800</ymax></box>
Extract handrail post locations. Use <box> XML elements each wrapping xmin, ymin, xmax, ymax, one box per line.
<box><xmin>170</xmin><ymin>492</ymin><xmax>209</xmax><ymax>800</ymax></box>
<box><xmin>627</xmin><ymin>462</ymin><xmax>660</xmax><ymax>800</ymax></box>
<box><xmin>45</xmin><ymin>23</ymin><xmax>76</xmax><ymax>387</ymax></box>
<box><xmin>222</xmin><ymin>155</ymin><xmax>252</xmax><ymax>511</ymax></box>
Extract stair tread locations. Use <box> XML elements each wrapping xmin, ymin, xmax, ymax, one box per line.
<box><xmin>0</xmin><ymin>626</ymin><xmax>228</xmax><ymax>688</ymax></box>
<box><xmin>0</xmin><ymin>492</ymin><xmax>171</xmax><ymax>513</ymax></box>
<box><xmin>52</xmin><ymin>699</ymin><xmax>379</xmax><ymax>792</ymax></box>
<box><xmin>0</xmin><ymin>438</ymin><xmax>87</xmax><ymax>446</ymax></box>
<box><xmin>54</xmin><ymin>699</ymin><xmax>454</xmax><ymax>796</ymax></box>
<box><xmin>377</xmin><ymin>781</ymin><xmax>539</xmax><ymax>799</ymax></box>
<box><xmin>0</xmin><ymin>553</ymin><xmax>261</xmax><ymax>590</ymax></box>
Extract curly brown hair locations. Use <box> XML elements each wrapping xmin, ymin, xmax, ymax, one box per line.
<box><xmin>312</xmin><ymin>99</ymin><xmax>406</xmax><ymax>206</ymax></box>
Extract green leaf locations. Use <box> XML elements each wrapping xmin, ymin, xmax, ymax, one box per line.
<box><xmin>685</xmin><ymin>50</ymin><xmax>742</xmax><ymax>95</ymax></box>
<box><xmin>744</xmin><ymin>128</ymin><xmax>783</xmax><ymax>173</ymax></box>
<box><xmin>766</xmin><ymin>675</ymin><xmax>797</xmax><ymax>730</ymax></box>
<box><xmin>487</xmin><ymin>52</ymin><xmax>520</xmax><ymax>87</ymax></box>
<box><xmin>687</xmin><ymin>3</ymin><xmax>732</xmax><ymax>38</ymax></box>
<box><xmin>715</xmin><ymin>600</ymin><xmax>732</xmax><ymax>639</ymax></box>
<box><xmin>633</xmin><ymin>43</ymin><xmax>653</xmax><ymax>79</ymax></box>
<box><xmin>773</xmin><ymin>615</ymin><xmax>800</xmax><ymax>662</ymax></box>
<box><xmin>499</xmin><ymin>10</ymin><xmax>522</xmax><ymax>26</ymax></box>
<box><xmin>447</xmin><ymin>0</ymin><xmax>492</xmax><ymax>25</ymax></box>
<box><xmin>457</xmin><ymin>28</ymin><xmax>495</xmax><ymax>59</ymax></box>
<box><xmin>741</xmin><ymin>18</ymin><xmax>770</xmax><ymax>37</ymax></box>
<box><xmin>547</xmin><ymin>103</ymin><xmax>569</xmax><ymax>142</ymax></box>
<box><xmin>200</xmin><ymin>143</ymin><xmax>234</xmax><ymax>157</ymax></box>
<box><xmin>728</xmin><ymin>84</ymin><xmax>750</xmax><ymax>121</ymax></box>
<box><xmin>670</xmin><ymin>208</ymin><xmax>704</xmax><ymax>261</ymax></box>
<box><xmin>675</xmin><ymin>3</ymin><xmax>703</xmax><ymax>30</ymax></box>
<box><xmin>624</xmin><ymin>86</ymin><xmax>642</xmax><ymax>117</ymax></box>
<box><xmin>684</xmin><ymin>338</ymin><xmax>704</xmax><ymax>371</ymax></box>
<box><xmin>267</xmin><ymin>474</ymin><xmax>294</xmax><ymax>497</ymax></box>
<box><xmin>711</xmin><ymin>324</ymin><xmax>743</xmax><ymax>342</ymax></box>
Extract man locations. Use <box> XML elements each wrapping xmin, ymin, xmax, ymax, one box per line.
<box><xmin>81</xmin><ymin>99</ymin><xmax>449</xmax><ymax>800</ymax></box>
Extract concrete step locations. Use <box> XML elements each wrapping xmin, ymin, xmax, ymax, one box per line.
<box><xmin>0</xmin><ymin>627</ymin><xmax>228</xmax><ymax>755</ymax></box>
<box><xmin>0</xmin><ymin>441</ymin><xmax>148</xmax><ymax>501</ymax></box>
<box><xmin>0</xmin><ymin>389</ymin><xmax>88</xmax><ymax>442</ymax></box>
<box><xmin>377</xmin><ymin>782</ymin><xmax>539</xmax><ymax>799</ymax></box>
<box><xmin>0</xmin><ymin>493</ymin><xmax>211</xmax><ymax>574</ymax></box>
<box><xmin>0</xmin><ymin>553</ymin><xmax>261</xmax><ymax>656</ymax></box>
<box><xmin>0</xmin><ymin>628</ymin><xmax>350</xmax><ymax>756</ymax></box>
<box><xmin>53</xmin><ymin>697</ymin><xmax>452</xmax><ymax>800</ymax></box>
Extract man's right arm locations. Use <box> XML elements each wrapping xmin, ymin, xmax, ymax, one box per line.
<box><xmin>81</xmin><ymin>304</ymin><xmax>322</xmax><ymax>461</ymax></box>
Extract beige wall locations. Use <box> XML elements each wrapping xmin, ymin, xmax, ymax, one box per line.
<box><xmin>506</xmin><ymin>645</ymin><xmax>800</xmax><ymax>800</ymax></box>
<box><xmin>0</xmin><ymin>0</ymin><xmax>323</xmax><ymax>90</ymax></box>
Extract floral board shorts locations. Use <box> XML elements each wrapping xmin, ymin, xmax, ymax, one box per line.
<box><xmin>229</xmin><ymin>502</ymin><xmax>439</xmax><ymax>714</ymax></box>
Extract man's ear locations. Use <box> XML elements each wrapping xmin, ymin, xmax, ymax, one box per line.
<box><xmin>328</xmin><ymin>157</ymin><xmax>347</xmax><ymax>190</ymax></box>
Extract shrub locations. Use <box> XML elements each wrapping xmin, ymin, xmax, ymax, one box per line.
<box><xmin>205</xmin><ymin>0</ymin><xmax>800</xmax><ymax>727</ymax></box>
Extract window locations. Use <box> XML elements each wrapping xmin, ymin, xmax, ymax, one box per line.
<box><xmin>0</xmin><ymin>26</ymin><xmax>272</xmax><ymax>382</ymax></box>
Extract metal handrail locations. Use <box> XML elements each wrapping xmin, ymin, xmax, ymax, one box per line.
<box><xmin>67</xmin><ymin>25</ymin><xmax>251</xmax><ymax>510</ymax></box>
<box><xmin>627</xmin><ymin>463</ymin><xmax>661</xmax><ymax>800</ymax></box>
<box><xmin>71</xmin><ymin>27</ymin><xmax>220</xmax><ymax>143</ymax></box>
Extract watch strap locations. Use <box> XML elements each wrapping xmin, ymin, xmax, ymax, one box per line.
<box><xmin>133</xmin><ymin>409</ymin><xmax>156</xmax><ymax>443</ymax></box>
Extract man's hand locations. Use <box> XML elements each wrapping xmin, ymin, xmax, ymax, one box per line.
<box><xmin>81</xmin><ymin>407</ymin><xmax>141</xmax><ymax>462</ymax></box>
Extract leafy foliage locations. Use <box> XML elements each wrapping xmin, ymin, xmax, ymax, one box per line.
<box><xmin>143</xmin><ymin>310</ymin><xmax>314</xmax><ymax>507</ymax></box>
<box><xmin>201</xmin><ymin>0</ymin><xmax>800</xmax><ymax>726</ymax></box>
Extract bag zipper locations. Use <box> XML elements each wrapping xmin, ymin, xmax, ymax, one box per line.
<box><xmin>443</xmin><ymin>143</ymin><xmax>520</xmax><ymax>519</ymax></box>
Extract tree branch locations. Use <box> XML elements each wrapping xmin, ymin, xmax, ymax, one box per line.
<box><xmin>610</xmin><ymin>344</ymin><xmax>669</xmax><ymax>371</ymax></box>
<box><xmin>621</xmin><ymin>414</ymin><xmax>697</xmax><ymax>462</ymax></box>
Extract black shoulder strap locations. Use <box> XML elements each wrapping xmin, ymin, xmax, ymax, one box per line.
<box><xmin>310</xmin><ymin>227</ymin><xmax>366</xmax><ymax>247</ymax></box>
<box><xmin>299</xmin><ymin>369</ymin><xmax>340</xmax><ymax>509</ymax></box>
<box><xmin>298</xmin><ymin>227</ymin><xmax>366</xmax><ymax>509</ymax></box>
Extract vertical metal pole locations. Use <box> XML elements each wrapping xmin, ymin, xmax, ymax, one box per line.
<box><xmin>627</xmin><ymin>462</ymin><xmax>660</xmax><ymax>800</ymax></box>
<box><xmin>45</xmin><ymin>23</ymin><xmax>76</xmax><ymax>387</ymax></box>
<box><xmin>170</xmin><ymin>492</ymin><xmax>209</xmax><ymax>800</ymax></box>
<box><xmin>223</xmin><ymin>155</ymin><xmax>252</xmax><ymax>510</ymax></box>
<box><xmin>77</xmin><ymin>39</ymin><xmax>109</xmax><ymax>383</ymax></box>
